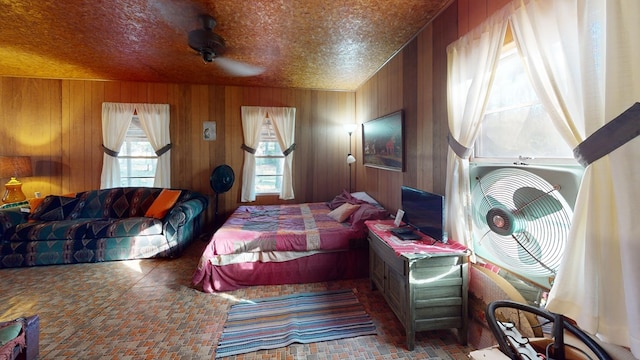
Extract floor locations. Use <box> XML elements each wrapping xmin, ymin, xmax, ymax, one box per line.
<box><xmin>0</xmin><ymin>238</ymin><xmax>474</xmax><ymax>359</ymax></box>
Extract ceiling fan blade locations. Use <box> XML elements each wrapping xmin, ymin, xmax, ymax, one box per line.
<box><xmin>513</xmin><ymin>186</ymin><xmax>562</xmax><ymax>220</ymax></box>
<box><xmin>214</xmin><ymin>57</ymin><xmax>264</xmax><ymax>77</ymax></box>
<box><xmin>152</xmin><ymin>0</ymin><xmax>207</xmax><ymax>33</ymax></box>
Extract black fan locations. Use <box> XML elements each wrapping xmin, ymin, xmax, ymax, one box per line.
<box><xmin>210</xmin><ymin>164</ymin><xmax>235</xmax><ymax>227</ymax></box>
<box><xmin>188</xmin><ymin>15</ymin><xmax>264</xmax><ymax>77</ymax></box>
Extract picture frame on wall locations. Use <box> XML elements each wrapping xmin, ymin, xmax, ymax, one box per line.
<box><xmin>362</xmin><ymin>110</ymin><xmax>404</xmax><ymax>172</ymax></box>
<box><xmin>203</xmin><ymin>121</ymin><xmax>216</xmax><ymax>141</ymax></box>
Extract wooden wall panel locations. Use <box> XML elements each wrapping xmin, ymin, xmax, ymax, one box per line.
<box><xmin>1</xmin><ymin>0</ymin><xmax>510</xmax><ymax>231</ymax></box>
<box><xmin>1</xmin><ymin>77</ymin><xmax>355</xmax><ymax>231</ymax></box>
<box><xmin>458</xmin><ymin>0</ymin><xmax>510</xmax><ymax>35</ymax></box>
<box><xmin>416</xmin><ymin>25</ymin><xmax>434</xmax><ymax>193</ymax></box>
<box><xmin>353</xmin><ymin>0</ymin><xmax>511</xmax><ymax>212</ymax></box>
<box><xmin>402</xmin><ymin>38</ymin><xmax>419</xmax><ymax>191</ymax></box>
<box><xmin>0</xmin><ymin>78</ymin><xmax>62</xmax><ymax>198</ymax></box>
<box><xmin>432</xmin><ymin>3</ymin><xmax>459</xmax><ymax>195</ymax></box>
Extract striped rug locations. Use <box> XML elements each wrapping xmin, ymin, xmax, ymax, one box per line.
<box><xmin>215</xmin><ymin>289</ymin><xmax>377</xmax><ymax>358</ymax></box>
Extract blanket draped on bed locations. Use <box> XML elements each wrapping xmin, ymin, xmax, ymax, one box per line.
<box><xmin>192</xmin><ymin>201</ymin><xmax>388</xmax><ymax>292</ymax></box>
<box><xmin>213</xmin><ymin>203</ymin><xmax>360</xmax><ymax>254</ymax></box>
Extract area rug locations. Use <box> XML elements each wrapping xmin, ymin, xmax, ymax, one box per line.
<box><xmin>215</xmin><ymin>289</ymin><xmax>377</xmax><ymax>358</ymax></box>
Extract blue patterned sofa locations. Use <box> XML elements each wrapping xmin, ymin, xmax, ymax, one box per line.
<box><xmin>0</xmin><ymin>187</ymin><xmax>208</xmax><ymax>268</ymax></box>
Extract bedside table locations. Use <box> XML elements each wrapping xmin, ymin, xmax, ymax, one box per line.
<box><xmin>366</xmin><ymin>220</ymin><xmax>470</xmax><ymax>350</ymax></box>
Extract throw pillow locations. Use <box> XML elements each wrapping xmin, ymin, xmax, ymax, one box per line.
<box><xmin>145</xmin><ymin>189</ymin><xmax>181</xmax><ymax>219</ymax></box>
<box><xmin>28</xmin><ymin>197</ymin><xmax>45</xmax><ymax>212</ymax></box>
<box><xmin>327</xmin><ymin>202</ymin><xmax>360</xmax><ymax>222</ymax></box>
<box><xmin>29</xmin><ymin>195</ymin><xmax>81</xmax><ymax>221</ymax></box>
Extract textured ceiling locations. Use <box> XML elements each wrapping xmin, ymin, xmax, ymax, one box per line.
<box><xmin>0</xmin><ymin>0</ymin><xmax>452</xmax><ymax>91</ymax></box>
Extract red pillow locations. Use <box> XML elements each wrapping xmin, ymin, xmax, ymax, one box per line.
<box><xmin>350</xmin><ymin>203</ymin><xmax>390</xmax><ymax>229</ymax></box>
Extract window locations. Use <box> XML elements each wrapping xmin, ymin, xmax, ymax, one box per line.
<box><xmin>474</xmin><ymin>42</ymin><xmax>574</xmax><ymax>163</ymax></box>
<box><xmin>254</xmin><ymin>118</ymin><xmax>284</xmax><ymax>195</ymax></box>
<box><xmin>118</xmin><ymin>117</ymin><xmax>157</xmax><ymax>187</ymax></box>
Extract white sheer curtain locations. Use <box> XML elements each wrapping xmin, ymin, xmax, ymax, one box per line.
<box><xmin>100</xmin><ymin>102</ymin><xmax>135</xmax><ymax>188</ymax></box>
<box><xmin>137</xmin><ymin>103</ymin><xmax>171</xmax><ymax>187</ymax></box>
<box><xmin>268</xmin><ymin>106</ymin><xmax>296</xmax><ymax>200</ymax></box>
<box><xmin>445</xmin><ymin>8</ymin><xmax>508</xmax><ymax>250</ymax></box>
<box><xmin>240</xmin><ymin>106</ymin><xmax>268</xmax><ymax>202</ymax></box>
<box><xmin>509</xmin><ymin>0</ymin><xmax>640</xmax><ymax>355</ymax></box>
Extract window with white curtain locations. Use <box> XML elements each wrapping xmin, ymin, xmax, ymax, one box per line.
<box><xmin>254</xmin><ymin>117</ymin><xmax>284</xmax><ymax>194</ymax></box>
<box><xmin>474</xmin><ymin>41</ymin><xmax>575</xmax><ymax>164</ymax></box>
<box><xmin>118</xmin><ymin>117</ymin><xmax>157</xmax><ymax>187</ymax></box>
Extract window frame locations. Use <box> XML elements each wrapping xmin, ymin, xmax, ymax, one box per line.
<box><xmin>253</xmin><ymin>117</ymin><xmax>285</xmax><ymax>196</ymax></box>
<box><xmin>118</xmin><ymin>116</ymin><xmax>158</xmax><ymax>187</ymax></box>
<box><xmin>471</xmin><ymin>41</ymin><xmax>578</xmax><ymax>167</ymax></box>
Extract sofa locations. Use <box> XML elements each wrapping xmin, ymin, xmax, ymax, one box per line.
<box><xmin>0</xmin><ymin>187</ymin><xmax>208</xmax><ymax>268</ymax></box>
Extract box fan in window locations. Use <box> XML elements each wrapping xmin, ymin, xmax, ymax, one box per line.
<box><xmin>468</xmin><ymin>164</ymin><xmax>583</xmax><ymax>289</ymax></box>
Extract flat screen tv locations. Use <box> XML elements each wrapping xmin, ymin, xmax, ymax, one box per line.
<box><xmin>401</xmin><ymin>185</ymin><xmax>447</xmax><ymax>243</ymax></box>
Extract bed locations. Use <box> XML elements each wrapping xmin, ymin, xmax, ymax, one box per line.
<box><xmin>191</xmin><ymin>191</ymin><xmax>389</xmax><ymax>292</ymax></box>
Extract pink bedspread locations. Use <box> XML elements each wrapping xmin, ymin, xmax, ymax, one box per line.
<box><xmin>209</xmin><ymin>203</ymin><xmax>359</xmax><ymax>255</ymax></box>
<box><xmin>191</xmin><ymin>202</ymin><xmax>370</xmax><ymax>292</ymax></box>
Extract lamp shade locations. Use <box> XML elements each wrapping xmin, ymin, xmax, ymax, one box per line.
<box><xmin>346</xmin><ymin>154</ymin><xmax>356</xmax><ymax>164</ymax></box>
<box><xmin>0</xmin><ymin>156</ymin><xmax>33</xmax><ymax>179</ymax></box>
<box><xmin>344</xmin><ymin>123</ymin><xmax>357</xmax><ymax>135</ymax></box>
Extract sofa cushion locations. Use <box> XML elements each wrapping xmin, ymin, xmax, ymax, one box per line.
<box><xmin>7</xmin><ymin>219</ymin><xmax>95</xmax><ymax>241</ymax></box>
<box><xmin>29</xmin><ymin>195</ymin><xmax>80</xmax><ymax>221</ymax></box>
<box><xmin>70</xmin><ymin>188</ymin><xmax>166</xmax><ymax>219</ymax></box>
<box><xmin>145</xmin><ymin>189</ymin><xmax>181</xmax><ymax>219</ymax></box>
<box><xmin>7</xmin><ymin>217</ymin><xmax>163</xmax><ymax>241</ymax></box>
<box><xmin>85</xmin><ymin>218</ymin><xmax>163</xmax><ymax>238</ymax></box>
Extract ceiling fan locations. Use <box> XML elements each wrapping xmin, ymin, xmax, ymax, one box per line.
<box><xmin>188</xmin><ymin>14</ymin><xmax>264</xmax><ymax>77</ymax></box>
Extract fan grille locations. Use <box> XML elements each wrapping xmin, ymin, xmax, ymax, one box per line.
<box><xmin>471</xmin><ymin>168</ymin><xmax>572</xmax><ymax>278</ymax></box>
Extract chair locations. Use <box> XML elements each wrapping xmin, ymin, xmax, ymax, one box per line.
<box><xmin>0</xmin><ymin>315</ymin><xmax>39</xmax><ymax>360</ymax></box>
<box><xmin>486</xmin><ymin>300</ymin><xmax>611</xmax><ymax>360</ymax></box>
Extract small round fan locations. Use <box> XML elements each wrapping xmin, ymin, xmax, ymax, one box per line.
<box><xmin>210</xmin><ymin>164</ymin><xmax>235</xmax><ymax>227</ymax></box>
<box><xmin>471</xmin><ymin>168</ymin><xmax>572</xmax><ymax>280</ymax></box>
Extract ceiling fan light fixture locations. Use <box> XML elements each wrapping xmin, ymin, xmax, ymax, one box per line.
<box><xmin>202</xmin><ymin>50</ymin><xmax>214</xmax><ymax>62</ymax></box>
<box><xmin>187</xmin><ymin>14</ymin><xmax>265</xmax><ymax>77</ymax></box>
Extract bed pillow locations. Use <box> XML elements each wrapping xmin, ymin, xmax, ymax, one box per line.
<box><xmin>145</xmin><ymin>189</ymin><xmax>182</xmax><ymax>219</ymax></box>
<box><xmin>327</xmin><ymin>189</ymin><xmax>367</xmax><ymax>210</ymax></box>
<box><xmin>327</xmin><ymin>203</ymin><xmax>361</xmax><ymax>222</ymax></box>
<box><xmin>29</xmin><ymin>195</ymin><xmax>80</xmax><ymax>221</ymax></box>
<box><xmin>349</xmin><ymin>203</ymin><xmax>390</xmax><ymax>229</ymax></box>
<box><xmin>350</xmin><ymin>191</ymin><xmax>380</xmax><ymax>205</ymax></box>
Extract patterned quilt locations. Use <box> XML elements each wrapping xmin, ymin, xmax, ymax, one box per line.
<box><xmin>211</xmin><ymin>203</ymin><xmax>361</xmax><ymax>255</ymax></box>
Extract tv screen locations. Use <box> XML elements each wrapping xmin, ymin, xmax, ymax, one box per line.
<box><xmin>401</xmin><ymin>185</ymin><xmax>447</xmax><ymax>243</ymax></box>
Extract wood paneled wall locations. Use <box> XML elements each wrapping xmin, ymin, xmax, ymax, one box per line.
<box><xmin>0</xmin><ymin>0</ymin><xmax>510</xmax><ymax>230</ymax></box>
<box><xmin>353</xmin><ymin>0</ymin><xmax>509</xmax><ymax>213</ymax></box>
<box><xmin>0</xmin><ymin>78</ymin><xmax>354</xmax><ymax>231</ymax></box>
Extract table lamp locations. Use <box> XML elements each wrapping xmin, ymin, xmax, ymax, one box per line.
<box><xmin>0</xmin><ymin>156</ymin><xmax>33</xmax><ymax>203</ymax></box>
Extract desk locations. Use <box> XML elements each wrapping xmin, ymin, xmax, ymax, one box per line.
<box><xmin>366</xmin><ymin>220</ymin><xmax>469</xmax><ymax>350</ymax></box>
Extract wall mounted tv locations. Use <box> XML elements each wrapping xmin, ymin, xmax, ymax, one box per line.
<box><xmin>401</xmin><ymin>185</ymin><xmax>447</xmax><ymax>243</ymax></box>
